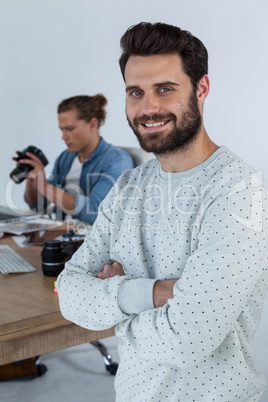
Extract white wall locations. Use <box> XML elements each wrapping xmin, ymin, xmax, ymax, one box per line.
<box><xmin>1</xmin><ymin>0</ymin><xmax>267</xmax><ymax>398</ymax></box>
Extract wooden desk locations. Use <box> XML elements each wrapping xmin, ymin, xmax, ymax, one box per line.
<box><xmin>0</xmin><ymin>235</ymin><xmax>114</xmax><ymax>365</ymax></box>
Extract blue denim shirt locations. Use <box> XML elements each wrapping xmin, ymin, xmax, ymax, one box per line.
<box><xmin>27</xmin><ymin>138</ymin><xmax>134</xmax><ymax>224</ymax></box>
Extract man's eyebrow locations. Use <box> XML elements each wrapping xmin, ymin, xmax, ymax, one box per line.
<box><xmin>125</xmin><ymin>81</ymin><xmax>180</xmax><ymax>93</ymax></box>
<box><xmin>59</xmin><ymin>125</ymin><xmax>74</xmax><ymax>130</ymax></box>
<box><xmin>125</xmin><ymin>85</ymin><xmax>141</xmax><ymax>93</ymax></box>
<box><xmin>153</xmin><ymin>81</ymin><xmax>180</xmax><ymax>87</ymax></box>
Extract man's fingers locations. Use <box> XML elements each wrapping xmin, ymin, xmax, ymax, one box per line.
<box><xmin>97</xmin><ymin>261</ymin><xmax>125</xmax><ymax>280</ymax></box>
<box><xmin>26</xmin><ymin>152</ymin><xmax>43</xmax><ymax>162</ymax></box>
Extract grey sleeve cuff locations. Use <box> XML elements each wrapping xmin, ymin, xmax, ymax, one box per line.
<box><xmin>118</xmin><ymin>278</ymin><xmax>158</xmax><ymax>315</ymax></box>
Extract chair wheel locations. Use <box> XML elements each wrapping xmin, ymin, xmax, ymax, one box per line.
<box><xmin>106</xmin><ymin>363</ymin><xmax>118</xmax><ymax>375</ymax></box>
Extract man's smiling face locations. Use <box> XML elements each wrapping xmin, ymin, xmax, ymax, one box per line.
<box><xmin>125</xmin><ymin>53</ymin><xmax>202</xmax><ymax>155</ymax></box>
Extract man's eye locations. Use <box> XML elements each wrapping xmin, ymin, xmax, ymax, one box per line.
<box><xmin>131</xmin><ymin>90</ymin><xmax>143</xmax><ymax>97</ymax></box>
<box><xmin>160</xmin><ymin>87</ymin><xmax>172</xmax><ymax>93</ymax></box>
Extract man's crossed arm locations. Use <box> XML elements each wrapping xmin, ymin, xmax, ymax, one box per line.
<box><xmin>97</xmin><ymin>261</ymin><xmax>177</xmax><ymax>308</ymax></box>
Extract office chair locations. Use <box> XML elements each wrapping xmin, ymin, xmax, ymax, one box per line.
<box><xmin>119</xmin><ymin>146</ymin><xmax>151</xmax><ymax>167</ymax></box>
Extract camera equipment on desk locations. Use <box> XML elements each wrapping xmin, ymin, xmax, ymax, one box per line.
<box><xmin>41</xmin><ymin>231</ymin><xmax>84</xmax><ymax>277</ymax></box>
<box><xmin>10</xmin><ymin>145</ymin><xmax>49</xmax><ymax>184</ymax></box>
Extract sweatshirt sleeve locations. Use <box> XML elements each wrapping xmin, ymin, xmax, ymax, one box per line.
<box><xmin>57</xmin><ymin>239</ymin><xmax>157</xmax><ymax>329</ymax></box>
<box><xmin>118</xmin><ymin>278</ymin><xmax>157</xmax><ymax>314</ymax></box>
<box><xmin>57</xmin><ymin>216</ymin><xmax>130</xmax><ymax>330</ymax></box>
<box><xmin>115</xmin><ymin>185</ymin><xmax>268</xmax><ymax>368</ymax></box>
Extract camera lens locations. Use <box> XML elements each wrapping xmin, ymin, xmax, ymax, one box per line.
<box><xmin>10</xmin><ymin>145</ymin><xmax>49</xmax><ymax>184</ymax></box>
<box><xmin>41</xmin><ymin>240</ymin><xmax>65</xmax><ymax>277</ymax></box>
<box><xmin>10</xmin><ymin>164</ymin><xmax>33</xmax><ymax>184</ymax></box>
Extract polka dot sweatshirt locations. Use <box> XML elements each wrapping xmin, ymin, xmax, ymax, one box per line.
<box><xmin>58</xmin><ymin>146</ymin><xmax>268</xmax><ymax>402</ymax></box>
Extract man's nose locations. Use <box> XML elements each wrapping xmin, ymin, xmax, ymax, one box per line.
<box><xmin>141</xmin><ymin>93</ymin><xmax>161</xmax><ymax>116</ymax></box>
<box><xmin>61</xmin><ymin>130</ymin><xmax>68</xmax><ymax>140</ymax></box>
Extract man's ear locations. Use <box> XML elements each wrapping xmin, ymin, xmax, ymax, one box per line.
<box><xmin>88</xmin><ymin>117</ymin><xmax>99</xmax><ymax>130</ymax></box>
<box><xmin>196</xmin><ymin>75</ymin><xmax>210</xmax><ymax>105</ymax></box>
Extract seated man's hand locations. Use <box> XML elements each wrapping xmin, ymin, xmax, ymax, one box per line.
<box><xmin>97</xmin><ymin>261</ymin><xmax>125</xmax><ymax>279</ymax></box>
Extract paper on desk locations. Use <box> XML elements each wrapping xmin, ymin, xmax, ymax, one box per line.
<box><xmin>1</xmin><ymin>218</ymin><xmax>63</xmax><ymax>235</ymax></box>
<box><xmin>12</xmin><ymin>235</ymin><xmax>30</xmax><ymax>247</ymax></box>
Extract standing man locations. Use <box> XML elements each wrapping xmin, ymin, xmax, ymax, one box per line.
<box><xmin>58</xmin><ymin>22</ymin><xmax>268</xmax><ymax>401</ymax></box>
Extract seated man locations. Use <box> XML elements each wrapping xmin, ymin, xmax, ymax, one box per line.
<box><xmin>15</xmin><ymin>94</ymin><xmax>134</xmax><ymax>224</ymax></box>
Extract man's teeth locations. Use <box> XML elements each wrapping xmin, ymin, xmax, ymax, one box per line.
<box><xmin>144</xmin><ymin>121</ymin><xmax>166</xmax><ymax>128</ymax></box>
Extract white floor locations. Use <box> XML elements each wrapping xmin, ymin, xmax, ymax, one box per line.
<box><xmin>0</xmin><ymin>336</ymin><xmax>119</xmax><ymax>402</ymax></box>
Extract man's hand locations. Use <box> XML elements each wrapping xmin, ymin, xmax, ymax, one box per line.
<box><xmin>153</xmin><ymin>279</ymin><xmax>178</xmax><ymax>308</ymax></box>
<box><xmin>21</xmin><ymin>152</ymin><xmax>48</xmax><ymax>192</ymax></box>
<box><xmin>97</xmin><ymin>261</ymin><xmax>125</xmax><ymax>280</ymax></box>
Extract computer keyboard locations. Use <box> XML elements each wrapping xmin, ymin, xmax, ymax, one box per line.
<box><xmin>0</xmin><ymin>212</ymin><xmax>18</xmax><ymax>220</ymax></box>
<box><xmin>0</xmin><ymin>245</ymin><xmax>37</xmax><ymax>275</ymax></box>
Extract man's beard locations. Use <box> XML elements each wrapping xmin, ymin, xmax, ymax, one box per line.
<box><xmin>127</xmin><ymin>90</ymin><xmax>202</xmax><ymax>155</ymax></box>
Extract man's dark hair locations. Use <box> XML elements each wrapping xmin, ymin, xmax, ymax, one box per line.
<box><xmin>119</xmin><ymin>22</ymin><xmax>208</xmax><ymax>89</ymax></box>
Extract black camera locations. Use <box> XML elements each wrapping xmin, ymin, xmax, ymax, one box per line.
<box><xmin>41</xmin><ymin>235</ymin><xmax>83</xmax><ymax>277</ymax></box>
<box><xmin>10</xmin><ymin>145</ymin><xmax>49</xmax><ymax>184</ymax></box>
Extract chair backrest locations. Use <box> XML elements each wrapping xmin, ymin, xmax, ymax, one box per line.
<box><xmin>119</xmin><ymin>146</ymin><xmax>150</xmax><ymax>168</ymax></box>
